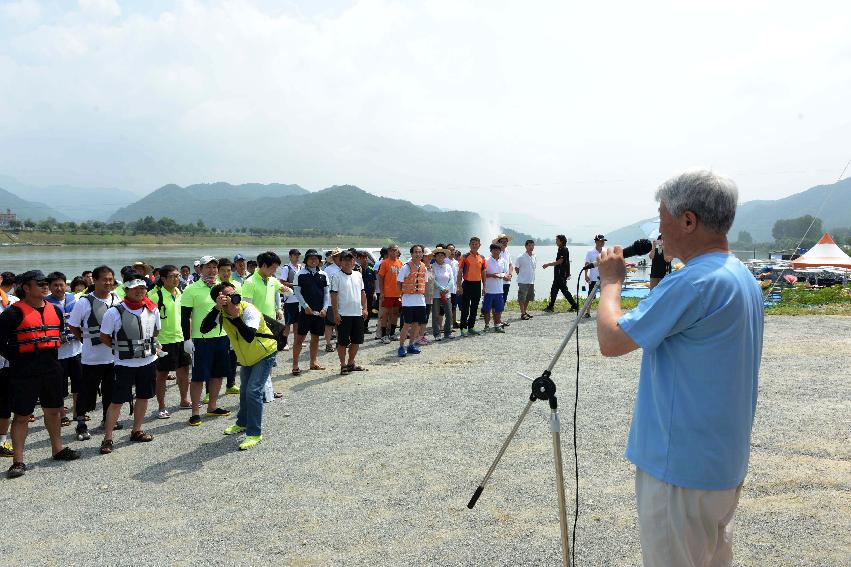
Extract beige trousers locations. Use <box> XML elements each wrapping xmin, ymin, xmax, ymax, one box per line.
<box><xmin>635</xmin><ymin>468</ymin><xmax>743</xmax><ymax>567</ymax></box>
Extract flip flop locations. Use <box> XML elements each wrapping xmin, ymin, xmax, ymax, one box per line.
<box><xmin>340</xmin><ymin>366</ymin><xmax>351</xmax><ymax>375</ymax></box>
<box><xmin>347</xmin><ymin>364</ymin><xmax>368</xmax><ymax>372</ymax></box>
<box><xmin>310</xmin><ymin>364</ymin><xmax>326</xmax><ymax>371</ymax></box>
<box><xmin>291</xmin><ymin>368</ymin><xmax>301</xmax><ymax>376</ymax></box>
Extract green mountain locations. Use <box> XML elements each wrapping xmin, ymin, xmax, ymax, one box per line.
<box><xmin>111</xmin><ymin>183</ymin><xmax>532</xmax><ymax>244</ymax></box>
<box><xmin>605</xmin><ymin>177</ymin><xmax>851</xmax><ymax>244</ymax></box>
<box><xmin>109</xmin><ymin>182</ymin><xmax>309</xmax><ymax>222</ymax></box>
<box><xmin>0</xmin><ymin>186</ymin><xmax>68</xmax><ymax>222</ymax></box>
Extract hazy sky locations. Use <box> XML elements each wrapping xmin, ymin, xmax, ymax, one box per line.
<box><xmin>1</xmin><ymin>0</ymin><xmax>850</xmax><ymax>236</ymax></box>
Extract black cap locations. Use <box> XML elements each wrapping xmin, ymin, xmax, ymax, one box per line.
<box><xmin>18</xmin><ymin>270</ymin><xmax>48</xmax><ymax>284</ymax></box>
<box><xmin>594</xmin><ymin>234</ymin><xmax>607</xmax><ymax>242</ymax></box>
<box><xmin>304</xmin><ymin>248</ymin><xmax>322</xmax><ymax>260</ymax></box>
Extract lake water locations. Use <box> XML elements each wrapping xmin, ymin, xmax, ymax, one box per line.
<box><xmin>0</xmin><ymin>243</ymin><xmax>757</xmax><ymax>299</ymax></box>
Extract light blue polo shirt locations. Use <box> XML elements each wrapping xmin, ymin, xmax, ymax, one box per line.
<box><xmin>618</xmin><ymin>252</ymin><xmax>764</xmax><ymax>490</ymax></box>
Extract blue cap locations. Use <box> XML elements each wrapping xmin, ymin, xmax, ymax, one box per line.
<box><xmin>233</xmin><ymin>254</ymin><xmax>246</xmax><ymax>262</ymax></box>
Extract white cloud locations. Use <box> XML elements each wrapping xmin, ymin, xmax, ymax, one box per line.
<box><xmin>1</xmin><ymin>0</ymin><xmax>851</xmax><ymax>234</ymax></box>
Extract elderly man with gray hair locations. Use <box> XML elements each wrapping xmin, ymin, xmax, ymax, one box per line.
<box><xmin>596</xmin><ymin>170</ymin><xmax>764</xmax><ymax>567</ymax></box>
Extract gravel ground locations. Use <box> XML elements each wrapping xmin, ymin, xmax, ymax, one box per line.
<box><xmin>5</xmin><ymin>313</ymin><xmax>850</xmax><ymax>566</ymax></box>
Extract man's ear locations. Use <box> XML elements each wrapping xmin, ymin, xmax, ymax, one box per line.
<box><xmin>682</xmin><ymin>211</ymin><xmax>698</xmax><ymax>233</ymax></box>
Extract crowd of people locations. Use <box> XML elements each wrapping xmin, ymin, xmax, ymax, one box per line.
<box><xmin>0</xmin><ymin>232</ymin><xmax>607</xmax><ymax>479</ymax></box>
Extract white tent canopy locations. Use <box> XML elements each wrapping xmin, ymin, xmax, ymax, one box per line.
<box><xmin>791</xmin><ymin>233</ymin><xmax>851</xmax><ymax>269</ymax></box>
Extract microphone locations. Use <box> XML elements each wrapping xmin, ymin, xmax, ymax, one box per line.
<box><xmin>584</xmin><ymin>238</ymin><xmax>653</xmax><ymax>268</ymax></box>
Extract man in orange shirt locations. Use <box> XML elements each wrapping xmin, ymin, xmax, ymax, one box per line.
<box><xmin>376</xmin><ymin>244</ymin><xmax>403</xmax><ymax>345</ymax></box>
<box><xmin>456</xmin><ymin>237</ymin><xmax>488</xmax><ymax>336</ymax></box>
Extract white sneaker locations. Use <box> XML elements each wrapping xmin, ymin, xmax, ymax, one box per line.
<box><xmin>380</xmin><ymin>336</ymin><xmax>391</xmax><ymax>344</ymax></box>
<box><xmin>283</xmin><ymin>344</ymin><xmax>290</xmax><ymax>351</ymax></box>
<box><xmin>157</xmin><ymin>410</ymin><xmax>171</xmax><ymax>419</ymax></box>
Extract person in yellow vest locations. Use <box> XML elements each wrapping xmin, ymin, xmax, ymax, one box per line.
<box><xmin>396</xmin><ymin>244</ymin><xmax>428</xmax><ymax>357</ymax></box>
<box><xmin>201</xmin><ymin>282</ymin><xmax>277</xmax><ymax>451</ymax></box>
<box><xmin>241</xmin><ymin>251</ymin><xmax>283</xmax><ymax>401</ymax></box>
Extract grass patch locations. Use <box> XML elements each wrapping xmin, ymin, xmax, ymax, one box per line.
<box><xmin>504</xmin><ymin>297</ymin><xmax>641</xmax><ymax>312</ymax></box>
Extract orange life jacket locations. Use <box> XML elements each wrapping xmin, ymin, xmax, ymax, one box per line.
<box><xmin>0</xmin><ymin>289</ymin><xmax>8</xmax><ymax>308</ymax></box>
<box><xmin>401</xmin><ymin>262</ymin><xmax>427</xmax><ymax>295</ymax></box>
<box><xmin>12</xmin><ymin>301</ymin><xmax>62</xmax><ymax>354</ymax></box>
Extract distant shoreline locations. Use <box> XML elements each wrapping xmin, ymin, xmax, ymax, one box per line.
<box><xmin>2</xmin><ymin>231</ymin><xmax>392</xmax><ymax>247</ymax></box>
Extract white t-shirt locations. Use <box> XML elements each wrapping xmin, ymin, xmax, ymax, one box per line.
<box><xmin>278</xmin><ymin>263</ymin><xmax>301</xmax><ymax>304</ymax></box>
<box><xmin>52</xmin><ymin>295</ymin><xmax>83</xmax><ymax>360</ymax></box>
<box><xmin>100</xmin><ymin>304</ymin><xmax>161</xmax><ymax>367</ymax></box>
<box><xmin>515</xmin><ymin>252</ymin><xmax>536</xmax><ymax>284</ymax></box>
<box><xmin>431</xmin><ymin>262</ymin><xmax>456</xmax><ymax>299</ymax></box>
<box><xmin>397</xmin><ymin>263</ymin><xmax>427</xmax><ymax>307</ymax></box>
<box><xmin>485</xmin><ymin>256</ymin><xmax>509</xmax><ymax>295</ymax></box>
<box><xmin>500</xmin><ymin>249</ymin><xmax>513</xmax><ymax>269</ymax></box>
<box><xmin>585</xmin><ymin>248</ymin><xmax>604</xmax><ymax>282</ymax></box>
<box><xmin>0</xmin><ymin>295</ymin><xmax>19</xmax><ymax>369</ymax></box>
<box><xmin>69</xmin><ymin>292</ymin><xmax>121</xmax><ymax>366</ymax></box>
<box><xmin>449</xmin><ymin>258</ymin><xmax>459</xmax><ymax>281</ymax></box>
<box><xmin>330</xmin><ymin>271</ymin><xmax>365</xmax><ymax>317</ymax></box>
<box><xmin>324</xmin><ymin>264</ymin><xmax>341</xmax><ymax>280</ymax></box>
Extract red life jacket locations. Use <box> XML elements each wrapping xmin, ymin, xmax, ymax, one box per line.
<box><xmin>12</xmin><ymin>302</ymin><xmax>62</xmax><ymax>354</ymax></box>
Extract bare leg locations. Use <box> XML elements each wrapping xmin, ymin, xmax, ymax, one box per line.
<box><xmin>43</xmin><ymin>408</ymin><xmax>65</xmax><ymax>455</ymax></box>
<box><xmin>336</xmin><ymin>343</ymin><xmax>347</xmax><ymax>366</ymax></box>
<box><xmin>132</xmin><ymin>398</ymin><xmax>148</xmax><ymax>432</ymax></box>
<box><xmin>10</xmin><ymin>414</ymin><xmax>29</xmax><ymax>462</ymax></box>
<box><xmin>103</xmin><ymin>402</ymin><xmax>122</xmax><ymax>441</ymax></box>
<box><xmin>346</xmin><ymin>344</ymin><xmax>359</xmax><ymax>366</ymax></box>
<box><xmin>399</xmin><ymin>323</ymin><xmax>411</xmax><ymax>346</ymax></box>
<box><xmin>292</xmin><ymin>334</ymin><xmax>306</xmax><ymax>369</ymax></box>
<box><xmin>155</xmin><ymin>371</ymin><xmax>169</xmax><ymax>411</ymax></box>
<box><xmin>494</xmin><ymin>311</ymin><xmax>503</xmax><ymax>326</ymax></box>
<box><xmin>309</xmin><ymin>335</ymin><xmax>320</xmax><ymax>367</ymax></box>
<box><xmin>206</xmin><ymin>378</ymin><xmax>223</xmax><ymax>411</ymax></box>
<box><xmin>190</xmin><ymin>381</ymin><xmax>204</xmax><ymax>417</ymax></box>
<box><xmin>176</xmin><ymin>366</ymin><xmax>190</xmax><ymax>406</ymax></box>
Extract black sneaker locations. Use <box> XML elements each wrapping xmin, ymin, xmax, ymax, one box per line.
<box><xmin>7</xmin><ymin>462</ymin><xmax>25</xmax><ymax>479</ymax></box>
<box><xmin>188</xmin><ymin>415</ymin><xmax>202</xmax><ymax>426</ymax></box>
<box><xmin>52</xmin><ymin>447</ymin><xmax>81</xmax><ymax>461</ymax></box>
<box><xmin>206</xmin><ymin>408</ymin><xmax>231</xmax><ymax>417</ymax></box>
<box><xmin>543</xmin><ymin>307</ymin><xmax>554</xmax><ymax>313</ymax></box>
<box><xmin>76</xmin><ymin>425</ymin><xmax>91</xmax><ymax>441</ymax></box>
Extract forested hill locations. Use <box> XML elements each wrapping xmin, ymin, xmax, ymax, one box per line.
<box><xmin>110</xmin><ymin>183</ymin><xmax>531</xmax><ymax>244</ymax></box>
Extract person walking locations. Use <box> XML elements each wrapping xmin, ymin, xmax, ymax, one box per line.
<box><xmin>430</xmin><ymin>247</ymin><xmax>456</xmax><ymax>340</ymax></box>
<box><xmin>0</xmin><ymin>270</ymin><xmax>80</xmax><ymax>478</ymax></box>
<box><xmin>149</xmin><ymin>265</ymin><xmax>191</xmax><ymax>418</ymax></box>
<box><xmin>180</xmin><ymin>256</ymin><xmax>231</xmax><ymax>426</ymax></box>
<box><xmin>456</xmin><ymin>237</ymin><xmax>487</xmax><ymax>336</ymax></box>
<box><xmin>543</xmin><ymin>234</ymin><xmax>579</xmax><ymax>312</ymax></box>
<box><xmin>68</xmin><ymin>265</ymin><xmax>121</xmax><ymax>439</ymax></box>
<box><xmin>97</xmin><ymin>275</ymin><xmax>160</xmax><ymax>454</ymax></box>
<box><xmin>596</xmin><ymin>170</ymin><xmax>763</xmax><ymax>567</ymax></box>
<box><xmin>204</xmin><ymin>282</ymin><xmax>277</xmax><ymax>451</ymax></box>
<box><xmin>330</xmin><ymin>251</ymin><xmax>368</xmax><ymax>374</ymax></box>
<box><xmin>515</xmin><ymin>239</ymin><xmax>536</xmax><ymax>320</ymax></box>
<box><xmin>292</xmin><ymin>249</ymin><xmax>330</xmax><ymax>375</ymax></box>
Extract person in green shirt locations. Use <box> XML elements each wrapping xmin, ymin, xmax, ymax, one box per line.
<box><xmin>241</xmin><ymin>251</ymin><xmax>283</xmax><ymax>402</ymax></box>
<box><xmin>179</xmin><ymin>256</ymin><xmax>231</xmax><ymax>426</ymax></box>
<box><xmin>148</xmin><ymin>265</ymin><xmax>191</xmax><ymax>419</ymax></box>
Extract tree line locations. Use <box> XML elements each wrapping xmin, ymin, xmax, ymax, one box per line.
<box><xmin>732</xmin><ymin>214</ymin><xmax>851</xmax><ymax>250</ymax></box>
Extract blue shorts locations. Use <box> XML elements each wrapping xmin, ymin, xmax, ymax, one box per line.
<box><xmin>482</xmin><ymin>293</ymin><xmax>505</xmax><ymax>313</ymax></box>
<box><xmin>192</xmin><ymin>336</ymin><xmax>232</xmax><ymax>382</ymax></box>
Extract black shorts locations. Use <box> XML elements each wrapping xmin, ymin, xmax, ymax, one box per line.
<box><xmin>156</xmin><ymin>342</ymin><xmax>191</xmax><ymax>372</ymax></box>
<box><xmin>297</xmin><ymin>310</ymin><xmax>326</xmax><ymax>336</ymax></box>
<box><xmin>0</xmin><ymin>368</ymin><xmax>10</xmax><ymax>420</ymax></box>
<box><xmin>112</xmin><ymin>362</ymin><xmax>156</xmax><ymax>404</ymax></box>
<box><xmin>78</xmin><ymin>363</ymin><xmax>114</xmax><ymax>414</ymax></box>
<box><xmin>59</xmin><ymin>354</ymin><xmax>83</xmax><ymax>396</ymax></box>
<box><xmin>191</xmin><ymin>336</ymin><xmax>231</xmax><ymax>383</ymax></box>
<box><xmin>325</xmin><ymin>306</ymin><xmax>335</xmax><ymax>325</ymax></box>
<box><xmin>284</xmin><ymin>302</ymin><xmax>300</xmax><ymax>325</ymax></box>
<box><xmin>337</xmin><ymin>316</ymin><xmax>365</xmax><ymax>346</ymax></box>
<box><xmin>9</xmin><ymin>363</ymin><xmax>65</xmax><ymax>416</ymax></box>
<box><xmin>400</xmin><ymin>306</ymin><xmax>428</xmax><ymax>325</ymax></box>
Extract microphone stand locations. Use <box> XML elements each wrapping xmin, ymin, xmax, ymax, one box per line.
<box><xmin>467</xmin><ymin>268</ymin><xmax>599</xmax><ymax>567</ymax></box>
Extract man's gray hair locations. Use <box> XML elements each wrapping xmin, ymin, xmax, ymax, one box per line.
<box><xmin>655</xmin><ymin>170</ymin><xmax>738</xmax><ymax>234</ymax></box>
